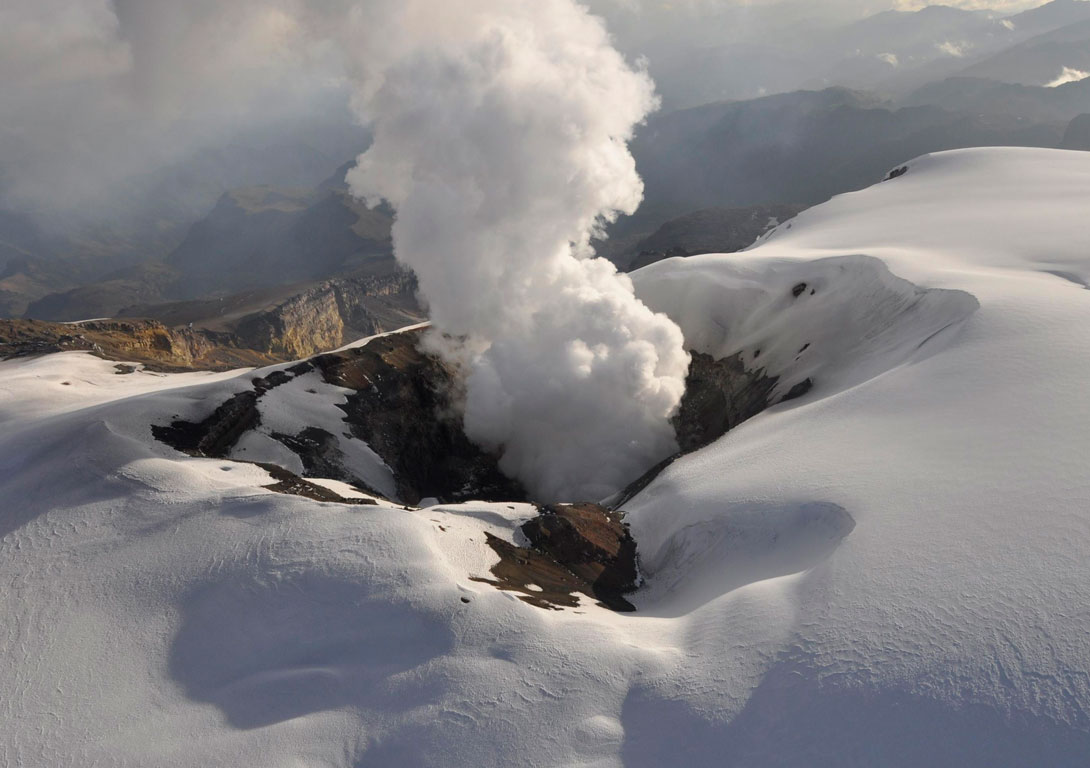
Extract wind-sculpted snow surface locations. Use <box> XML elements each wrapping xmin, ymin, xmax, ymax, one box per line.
<box><xmin>3</xmin><ymin>148</ymin><xmax>1090</xmax><ymax>766</ymax></box>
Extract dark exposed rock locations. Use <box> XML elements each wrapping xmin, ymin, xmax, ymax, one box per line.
<box><xmin>257</xmin><ymin>462</ymin><xmax>376</xmax><ymax>505</ymax></box>
<box><xmin>270</xmin><ymin>426</ymin><xmax>383</xmax><ymax>496</ymax></box>
<box><xmin>152</xmin><ymin>391</ymin><xmax>260</xmax><ymax>458</ymax></box>
<box><xmin>474</xmin><ymin>503</ymin><xmax>639</xmax><ymax>612</ymax></box>
<box><xmin>286</xmin><ymin>361</ymin><xmax>314</xmax><ymax>376</ymax></box>
<box><xmin>523</xmin><ymin>504</ymin><xmax>640</xmax><ymax>600</ymax></box>
<box><xmin>474</xmin><ymin>533</ymin><xmax>588</xmax><ymax>611</ymax></box>
<box><xmin>152</xmin><ymin>363</ymin><xmax>301</xmax><ymax>458</ymax></box>
<box><xmin>792</xmin><ymin>282</ymin><xmax>808</xmax><ymax>297</ymax></box>
<box><xmin>253</xmin><ymin>369</ymin><xmax>292</xmax><ymax>392</ymax></box>
<box><xmin>150</xmin><ymin>327</ymin><xmax>525</xmax><ymax>505</ymax></box>
<box><xmin>149</xmin><ymin>324</ymin><xmax>811</xmax><ymax>544</ymax></box>
<box><xmin>783</xmin><ymin>378</ymin><xmax>814</xmax><ymax>401</ymax></box>
<box><xmin>885</xmin><ymin>165</ymin><xmax>909</xmax><ymax>181</ymax></box>
<box><xmin>153</xmin><ymin>401</ymin><xmax>381</xmax><ymax>506</ymax></box>
<box><xmin>312</xmin><ymin>329</ymin><xmax>527</xmax><ymax>506</ymax></box>
<box><xmin>610</xmin><ymin>350</ymin><xmax>813</xmax><ymax>510</ymax></box>
<box><xmin>672</xmin><ymin>351</ymin><xmax>780</xmax><ymax>454</ymax></box>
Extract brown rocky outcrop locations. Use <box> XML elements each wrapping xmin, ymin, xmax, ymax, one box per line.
<box><xmin>3</xmin><ymin>270</ymin><xmax>422</xmax><ymax>370</ymax></box>
<box><xmin>234</xmin><ymin>285</ymin><xmax>346</xmax><ymax>360</ymax></box>
<box><xmin>232</xmin><ymin>271</ymin><xmax>420</xmax><ymax>359</ymax></box>
<box><xmin>475</xmin><ymin>503</ymin><xmax>640</xmax><ymax>612</ymax></box>
<box><xmin>0</xmin><ymin>318</ymin><xmax>278</xmax><ymax>371</ymax></box>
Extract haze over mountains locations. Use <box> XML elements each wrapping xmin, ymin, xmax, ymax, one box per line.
<box><xmin>602</xmin><ymin>0</ymin><xmax>1090</xmax><ymax>108</ymax></box>
<box><xmin>3</xmin><ymin>1</ymin><xmax>1090</xmax><ymax>341</ymax></box>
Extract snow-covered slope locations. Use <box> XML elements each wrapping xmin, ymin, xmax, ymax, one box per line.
<box><xmin>3</xmin><ymin>147</ymin><xmax>1090</xmax><ymax>766</ymax></box>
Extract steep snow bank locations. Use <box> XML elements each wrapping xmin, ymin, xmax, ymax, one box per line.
<box><xmin>622</xmin><ymin>147</ymin><xmax>1090</xmax><ymax>763</ymax></box>
<box><xmin>3</xmin><ymin>148</ymin><xmax>1090</xmax><ymax>766</ymax></box>
<box><xmin>634</xmin><ymin>253</ymin><xmax>979</xmax><ymax>399</ymax></box>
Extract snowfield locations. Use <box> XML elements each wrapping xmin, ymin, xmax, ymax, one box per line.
<box><xmin>3</xmin><ymin>147</ymin><xmax>1090</xmax><ymax>766</ymax></box>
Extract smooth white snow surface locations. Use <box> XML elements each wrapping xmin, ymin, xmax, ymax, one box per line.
<box><xmin>3</xmin><ymin>147</ymin><xmax>1090</xmax><ymax>766</ymax></box>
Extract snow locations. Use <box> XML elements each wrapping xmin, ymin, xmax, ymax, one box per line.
<box><xmin>240</xmin><ymin>368</ymin><xmax>398</xmax><ymax>500</ymax></box>
<box><xmin>3</xmin><ymin>147</ymin><xmax>1090</xmax><ymax>765</ymax></box>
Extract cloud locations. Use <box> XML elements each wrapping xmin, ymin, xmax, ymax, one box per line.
<box><xmin>0</xmin><ymin>0</ymin><xmax>344</xmax><ymax>213</ymax></box>
<box><xmin>936</xmin><ymin>40</ymin><xmax>969</xmax><ymax>57</ymax></box>
<box><xmin>1046</xmin><ymin>66</ymin><xmax>1090</xmax><ymax>87</ymax></box>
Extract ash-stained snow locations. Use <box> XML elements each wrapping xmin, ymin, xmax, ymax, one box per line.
<box><xmin>3</xmin><ymin>147</ymin><xmax>1090</xmax><ymax>766</ymax></box>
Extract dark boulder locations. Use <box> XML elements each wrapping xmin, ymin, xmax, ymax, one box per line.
<box><xmin>475</xmin><ymin>503</ymin><xmax>640</xmax><ymax>612</ymax></box>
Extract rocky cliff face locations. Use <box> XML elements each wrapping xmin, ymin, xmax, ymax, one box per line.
<box><xmin>232</xmin><ymin>270</ymin><xmax>420</xmax><ymax>359</ymax></box>
<box><xmin>0</xmin><ymin>318</ymin><xmax>279</xmax><ymax>371</ymax></box>
<box><xmin>5</xmin><ymin>267</ymin><xmax>423</xmax><ymax>370</ymax></box>
<box><xmin>311</xmin><ymin>329</ymin><xmax>527</xmax><ymax>505</ymax></box>
<box><xmin>233</xmin><ymin>284</ymin><xmax>346</xmax><ymax>360</ymax></box>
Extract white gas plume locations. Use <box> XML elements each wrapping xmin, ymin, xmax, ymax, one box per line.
<box><xmin>335</xmin><ymin>0</ymin><xmax>691</xmax><ymax>501</ymax></box>
<box><xmin>0</xmin><ymin>0</ymin><xmax>692</xmax><ymax>501</ymax></box>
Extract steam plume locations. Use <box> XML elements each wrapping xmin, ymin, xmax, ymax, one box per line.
<box><xmin>339</xmin><ymin>0</ymin><xmax>690</xmax><ymax>501</ymax></box>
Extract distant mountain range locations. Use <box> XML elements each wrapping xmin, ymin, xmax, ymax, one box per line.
<box><xmin>639</xmin><ymin>0</ymin><xmax>1090</xmax><ymax>110</ymax></box>
<box><xmin>622</xmin><ymin>85</ymin><xmax>1085</xmax><ymax>238</ymax></box>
